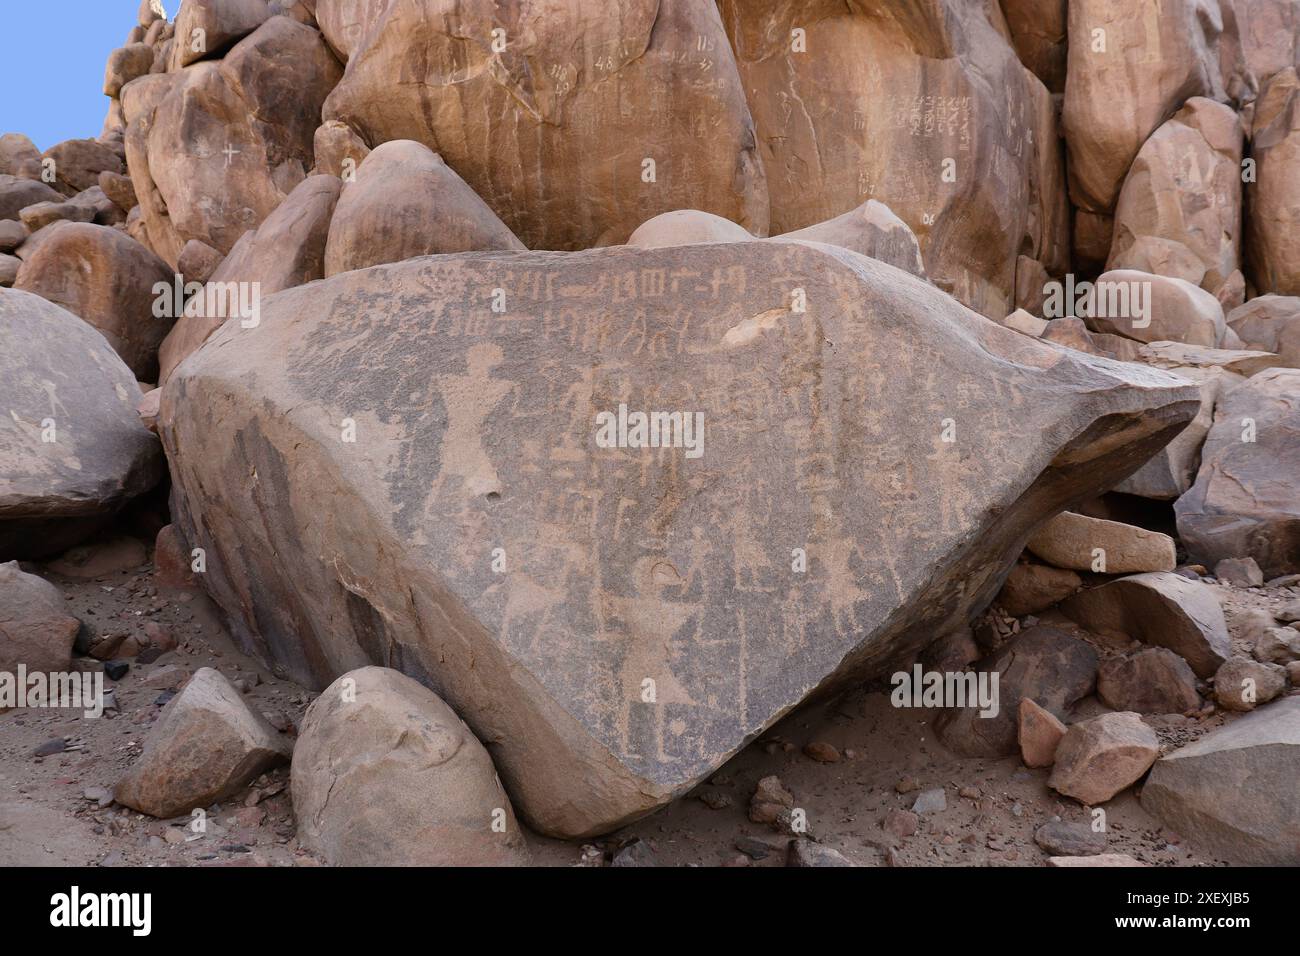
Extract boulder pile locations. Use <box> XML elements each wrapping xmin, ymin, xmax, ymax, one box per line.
<box><xmin>2</xmin><ymin>0</ymin><xmax>1299</xmax><ymax>866</ymax></box>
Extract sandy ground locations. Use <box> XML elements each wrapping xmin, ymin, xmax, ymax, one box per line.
<box><xmin>2</xmin><ymin>527</ymin><xmax>1296</xmax><ymax>868</ymax></box>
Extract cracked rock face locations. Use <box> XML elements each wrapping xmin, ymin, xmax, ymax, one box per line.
<box><xmin>160</xmin><ymin>240</ymin><xmax>1197</xmax><ymax>836</ymax></box>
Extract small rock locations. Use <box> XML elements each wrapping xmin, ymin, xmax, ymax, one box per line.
<box><xmin>1048</xmin><ymin>712</ymin><xmax>1159</xmax><ymax>804</ymax></box>
<box><xmin>82</xmin><ymin>786</ymin><xmax>113</xmax><ymax>808</ymax></box>
<box><xmin>1034</xmin><ymin>821</ymin><xmax>1107</xmax><ymax>855</ymax></box>
<box><xmin>610</xmin><ymin>839</ymin><xmax>656</xmax><ymax>867</ymax></box>
<box><xmin>1214</xmin><ymin>556</ymin><xmax>1264</xmax><ymax>587</ymax></box>
<box><xmin>33</xmin><ymin>738</ymin><xmax>66</xmax><ymax>757</ymax></box>
<box><xmin>697</xmin><ymin>789</ymin><xmax>732</xmax><ymax>810</ymax></box>
<box><xmin>787</xmin><ymin>839</ymin><xmax>855</xmax><ymax>867</ymax></box>
<box><xmin>103</xmin><ymin>660</ymin><xmax>129</xmax><ymax>681</ymax></box>
<box><xmin>735</xmin><ymin>836</ymin><xmax>776</xmax><ymax>860</ymax></box>
<box><xmin>1097</xmin><ymin>647</ymin><xmax>1201</xmax><ymax>714</ymax></box>
<box><xmin>1018</xmin><ymin>698</ymin><xmax>1067</xmax><ymax>768</ymax></box>
<box><xmin>115</xmin><ymin>667</ymin><xmax>291</xmax><ymax>818</ymax></box>
<box><xmin>803</xmin><ymin>741</ymin><xmax>841</xmax><ymax>763</ymax></box>
<box><xmin>1254</xmin><ymin>627</ymin><xmax>1300</xmax><ymax>665</ymax></box>
<box><xmin>290</xmin><ymin>667</ymin><xmax>528</xmax><ymax>865</ymax></box>
<box><xmin>749</xmin><ymin>775</ymin><xmax>794</xmax><ymax>825</ymax></box>
<box><xmin>884</xmin><ymin>808</ymin><xmax>919</xmax><ymax>839</ymax></box>
<box><xmin>997</xmin><ymin>561</ymin><xmax>1082</xmax><ymax>616</ymax></box>
<box><xmin>1047</xmin><ymin>853</ymin><xmax>1145</xmax><ymax>867</ymax></box>
<box><xmin>141</xmin><ymin>664</ymin><xmax>186</xmax><ymax>690</ymax></box>
<box><xmin>912</xmin><ymin>788</ymin><xmax>947</xmax><ymax>814</ymax></box>
<box><xmin>1213</xmin><ymin>657</ymin><xmax>1287</xmax><ymax>711</ymax></box>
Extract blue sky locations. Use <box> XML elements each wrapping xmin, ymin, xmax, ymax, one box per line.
<box><xmin>0</xmin><ymin>2</ymin><xmax>168</xmax><ymax>151</ymax></box>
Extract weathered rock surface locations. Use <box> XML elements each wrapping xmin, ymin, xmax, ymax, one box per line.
<box><xmin>323</xmin><ymin>0</ymin><xmax>767</xmax><ymax>251</ymax></box>
<box><xmin>14</xmin><ymin>222</ymin><xmax>175</xmax><ymax>379</ymax></box>
<box><xmin>935</xmin><ymin>626</ymin><xmax>1098</xmax><ymax>757</ymax></box>
<box><xmin>1060</xmin><ymin>572</ymin><xmax>1231</xmax><ymax>678</ymax></box>
<box><xmin>42</xmin><ymin>139</ymin><xmax>124</xmax><ymax>197</ymax></box>
<box><xmin>0</xmin><ymin>134</ymin><xmax>44</xmax><ymax>181</ymax></box>
<box><xmin>171</xmin><ymin>0</ymin><xmax>273</xmax><ymax>69</ymax></box>
<box><xmin>1027</xmin><ymin>511</ymin><xmax>1176</xmax><ymax>573</ymax></box>
<box><xmin>0</xmin><ymin>220</ymin><xmax>27</xmax><ymax>254</ymax></box>
<box><xmin>1035</xmin><ymin>820</ymin><xmax>1107</xmax><ymax>856</ymax></box>
<box><xmin>1106</xmin><ymin>98</ymin><xmax>1242</xmax><ymax>296</ymax></box>
<box><xmin>1142</xmin><ymin>695</ymin><xmax>1300</xmax><ymax>864</ymax></box>
<box><xmin>1227</xmin><ymin>294</ymin><xmax>1300</xmax><ymax>367</ymax></box>
<box><xmin>0</xmin><ymin>562</ymin><xmax>79</xmax><ymax>673</ymax></box>
<box><xmin>718</xmin><ymin>0</ymin><xmax>1053</xmax><ymax>317</ymax></box>
<box><xmin>1254</xmin><ymin>625</ymin><xmax>1300</xmax><ymax>663</ymax></box>
<box><xmin>124</xmin><ymin>15</ymin><xmax>342</xmax><ymax>266</ymax></box>
<box><xmin>114</xmin><ymin>667</ymin><xmax>291</xmax><ymax>817</ymax></box>
<box><xmin>1062</xmin><ymin>0</ymin><xmax>1229</xmax><ymax>216</ymax></box>
<box><xmin>1109</xmin><ymin>235</ymin><xmax>1207</xmax><ymax>287</ymax></box>
<box><xmin>1175</xmin><ymin>367</ymin><xmax>1300</xmax><ymax>576</ymax></box>
<box><xmin>1215</xmin><ymin>555</ymin><xmax>1265</xmax><ymax>587</ymax></box>
<box><xmin>0</xmin><ymin>289</ymin><xmax>161</xmax><ymax>560</ymax></box>
<box><xmin>311</xmin><ymin>120</ymin><xmax>369</xmax><ymax>178</ymax></box>
<box><xmin>324</xmin><ymin>141</ymin><xmax>522</xmax><ymax>278</ymax></box>
<box><xmin>104</xmin><ymin>43</ymin><xmax>154</xmax><ymax>98</ymax></box>
<box><xmin>1002</xmin><ymin>0</ymin><xmax>1067</xmax><ymax>92</ymax></box>
<box><xmin>177</xmin><ymin>239</ymin><xmax>224</xmax><ymax>286</ymax></box>
<box><xmin>774</xmin><ymin>200</ymin><xmax>926</xmax><ymax>279</ymax></box>
<box><xmin>1114</xmin><ymin>366</ymin><xmax>1238</xmax><ymax>500</ymax></box>
<box><xmin>1213</xmin><ymin>656</ymin><xmax>1288</xmax><ymax>710</ymax></box>
<box><xmin>1136</xmin><ymin>340</ymin><xmax>1275</xmax><ymax>377</ymax></box>
<box><xmin>1085</xmin><ymin>270</ymin><xmax>1226</xmax><ymax>347</ymax></box>
<box><xmin>1018</xmin><ymin>697</ymin><xmax>1067</xmax><ymax>768</ymax></box>
<box><xmin>626</xmin><ymin>210</ymin><xmax>753</xmax><ymax>251</ymax></box>
<box><xmin>314</xmin><ymin>0</ymin><xmax>391</xmax><ymax>62</ymax></box>
<box><xmin>160</xmin><ymin>240</ymin><xmax>1199</xmax><ymax>836</ymax></box>
<box><xmin>1048</xmin><ymin>712</ymin><xmax>1160</xmax><ymax>805</ymax></box>
<box><xmin>1246</xmin><ymin>69</ymin><xmax>1300</xmax><ymax>295</ymax></box>
<box><xmin>158</xmin><ymin>173</ymin><xmax>342</xmax><ymax>385</ymax></box>
<box><xmin>18</xmin><ymin>200</ymin><xmax>95</xmax><ymax>232</ymax></box>
<box><xmin>292</xmin><ymin>666</ymin><xmax>530</xmax><ymax>866</ymax></box>
<box><xmin>996</xmin><ymin>560</ymin><xmax>1081</xmax><ymax>616</ymax></box>
<box><xmin>0</xmin><ymin>174</ymin><xmax>63</xmax><ymax>221</ymax></box>
<box><xmin>1097</xmin><ymin>647</ymin><xmax>1202</xmax><ymax>715</ymax></box>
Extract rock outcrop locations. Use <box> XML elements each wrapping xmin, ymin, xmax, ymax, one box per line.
<box><xmin>718</xmin><ymin>0</ymin><xmax>1057</xmax><ymax>318</ymax></box>
<box><xmin>323</xmin><ymin>0</ymin><xmax>768</xmax><ymax>250</ymax></box>
<box><xmin>123</xmin><ymin>15</ymin><xmax>342</xmax><ymax>266</ymax></box>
